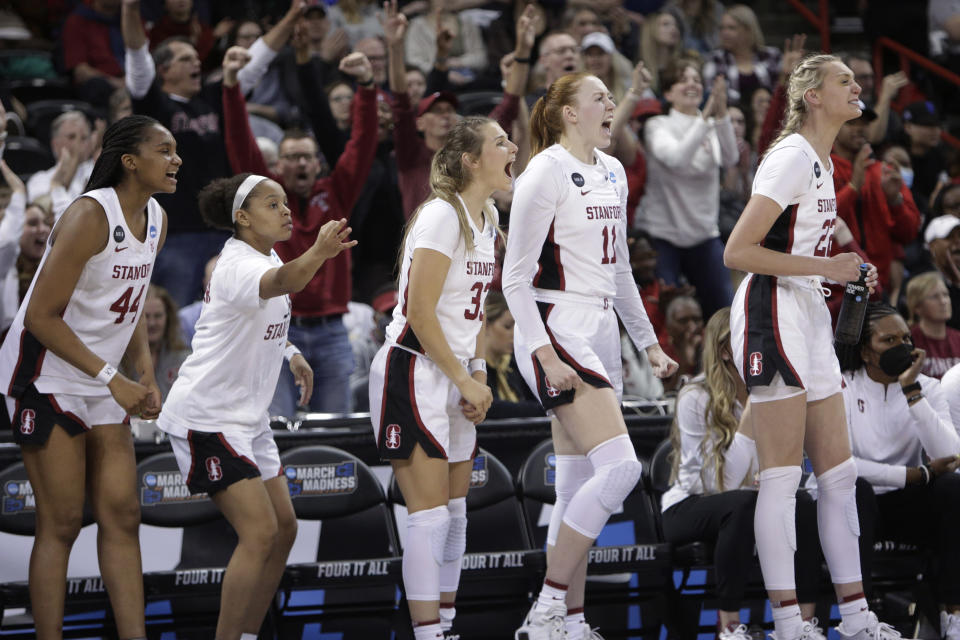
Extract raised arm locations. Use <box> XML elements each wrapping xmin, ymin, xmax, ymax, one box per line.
<box><xmin>121</xmin><ymin>0</ymin><xmax>156</xmax><ymax>99</ymax></box>
<box><xmin>328</xmin><ymin>53</ymin><xmax>380</xmax><ymax>214</ymax></box>
<box><xmin>260</xmin><ymin>219</ymin><xmax>356</xmax><ymax>298</ymax></box>
<box><xmin>221</xmin><ymin>47</ymin><xmax>275</xmax><ymax>178</ymax></box>
<box><xmin>384</xmin><ymin>0</ymin><xmax>408</xmax><ymax>95</ymax></box>
<box><xmin>238</xmin><ymin>0</ymin><xmax>306</xmax><ymax>93</ymax></box>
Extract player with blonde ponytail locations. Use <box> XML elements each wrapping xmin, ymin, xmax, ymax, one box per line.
<box><xmin>724</xmin><ymin>53</ymin><xmax>898</xmax><ymax>640</ymax></box>
<box><xmin>370</xmin><ymin>116</ymin><xmax>517</xmax><ymax>640</ymax></box>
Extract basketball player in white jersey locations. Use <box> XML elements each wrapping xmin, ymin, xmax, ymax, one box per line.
<box><xmin>156</xmin><ymin>172</ymin><xmax>354</xmax><ymax>640</ymax></box>
<box><xmin>724</xmin><ymin>55</ymin><xmax>898</xmax><ymax>640</ymax></box>
<box><xmin>502</xmin><ymin>72</ymin><xmax>677</xmax><ymax>640</ymax></box>
<box><xmin>367</xmin><ymin>116</ymin><xmax>516</xmax><ymax>640</ymax></box>
<box><xmin>0</xmin><ymin>115</ymin><xmax>174</xmax><ymax>640</ymax></box>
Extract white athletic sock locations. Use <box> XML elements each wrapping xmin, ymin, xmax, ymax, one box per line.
<box><xmin>838</xmin><ymin>595</ymin><xmax>870</xmax><ymax>634</ymax></box>
<box><xmin>565</xmin><ymin>607</ymin><xmax>586</xmax><ymax>636</ymax></box>
<box><xmin>413</xmin><ymin>619</ymin><xmax>444</xmax><ymax>639</ymax></box>
<box><xmin>772</xmin><ymin>601</ymin><xmax>804</xmax><ymax>640</ymax></box>
<box><xmin>439</xmin><ymin>602</ymin><xmax>456</xmax><ymax>631</ymax></box>
<box><xmin>534</xmin><ymin>579</ymin><xmax>568</xmax><ymax>613</ymax></box>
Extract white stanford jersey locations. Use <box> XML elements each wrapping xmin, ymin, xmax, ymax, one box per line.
<box><xmin>502</xmin><ymin>144</ymin><xmax>657</xmax><ymax>353</ymax></box>
<box><xmin>752</xmin><ymin>133</ymin><xmax>837</xmax><ymax>259</ymax></box>
<box><xmin>158</xmin><ymin>237</ymin><xmax>289</xmax><ymax>437</ymax></box>
<box><xmin>0</xmin><ymin>187</ymin><xmax>162</xmax><ymax>397</ymax></box>
<box><xmin>385</xmin><ymin>196</ymin><xmax>496</xmax><ymax>361</ymax></box>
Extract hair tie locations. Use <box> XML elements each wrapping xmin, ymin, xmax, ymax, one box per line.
<box><xmin>231</xmin><ymin>174</ymin><xmax>269</xmax><ymax>223</ymax></box>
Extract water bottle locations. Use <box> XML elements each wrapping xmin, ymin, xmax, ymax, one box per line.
<box><xmin>834</xmin><ymin>264</ymin><xmax>870</xmax><ymax>345</ymax></box>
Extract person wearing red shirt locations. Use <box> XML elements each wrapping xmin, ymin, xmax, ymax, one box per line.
<box><xmin>906</xmin><ymin>271</ymin><xmax>960</xmax><ymax>379</ymax></box>
<box><xmin>223</xmin><ymin>49</ymin><xmax>379</xmax><ymax>415</ymax></box>
<box><xmin>383</xmin><ymin>0</ymin><xmax>533</xmax><ymax>218</ymax></box>
<box><xmin>61</xmin><ymin>0</ymin><xmax>126</xmax><ymax>107</ymax></box>
<box><xmin>147</xmin><ymin>0</ymin><xmax>216</xmax><ymax>67</ymax></box>
<box><xmin>831</xmin><ymin>107</ymin><xmax>920</xmax><ymax>291</ymax></box>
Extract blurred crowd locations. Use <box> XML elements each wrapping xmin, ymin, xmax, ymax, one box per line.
<box><xmin>2</xmin><ymin>0</ymin><xmax>960</xmax><ymax>417</ymax></box>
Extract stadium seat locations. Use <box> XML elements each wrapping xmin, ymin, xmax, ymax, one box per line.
<box><xmin>2</xmin><ymin>136</ymin><xmax>54</xmax><ymax>176</ymax></box>
<box><xmin>516</xmin><ymin>438</ymin><xmax>673</xmax><ymax>639</ymax></box>
<box><xmin>456</xmin><ymin>91</ymin><xmax>503</xmax><ymax>116</ymax></box>
<box><xmin>279</xmin><ymin>444</ymin><xmax>402</xmax><ymax>638</ymax></box>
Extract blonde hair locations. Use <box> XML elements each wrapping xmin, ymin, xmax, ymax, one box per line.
<box><xmin>668</xmin><ymin>307</ymin><xmax>742</xmax><ymax>491</ymax></box>
<box><xmin>398</xmin><ymin>117</ymin><xmax>504</xmax><ymax>271</ymax></box>
<box><xmin>905</xmin><ymin>271</ymin><xmax>947</xmax><ymax>325</ymax></box>
<box><xmin>529</xmin><ymin>72</ymin><xmax>592</xmax><ymax>157</ymax></box>
<box><xmin>724</xmin><ymin>4</ymin><xmax>764</xmax><ymax>50</ymax></box>
<box><xmin>638</xmin><ymin>11</ymin><xmax>682</xmax><ymax>92</ymax></box>
<box><xmin>764</xmin><ymin>53</ymin><xmax>840</xmax><ymax>156</ymax></box>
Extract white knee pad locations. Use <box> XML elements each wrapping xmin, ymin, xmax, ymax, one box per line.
<box><xmin>562</xmin><ymin>435</ymin><xmax>642</xmax><ymax>539</ymax></box>
<box><xmin>403</xmin><ymin>505</ymin><xmax>449</xmax><ymax>601</ymax></box>
<box><xmin>439</xmin><ymin>497</ymin><xmax>467</xmax><ymax>593</ymax></box>
<box><xmin>755</xmin><ymin>465</ymin><xmax>802</xmax><ymax>591</ymax></box>
<box><xmin>546</xmin><ymin>455</ymin><xmax>592</xmax><ymax>547</ymax></box>
<box><xmin>816</xmin><ymin>457</ymin><xmax>862</xmax><ymax>584</ymax></box>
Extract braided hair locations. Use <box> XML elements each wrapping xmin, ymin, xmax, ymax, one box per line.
<box><xmin>85</xmin><ymin>115</ymin><xmax>164</xmax><ymax>192</ymax></box>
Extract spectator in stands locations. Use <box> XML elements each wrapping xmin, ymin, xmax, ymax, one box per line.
<box><xmin>482</xmin><ymin>291</ymin><xmax>543</xmax><ymax>419</ymax></box>
<box><xmin>905</xmin><ymin>272</ymin><xmax>960</xmax><ymax>379</ymax></box>
<box><xmin>836</xmin><ymin>302</ymin><xmax>960</xmax><ymax>639</ymax></box>
<box><xmin>920</xmin><ymin>212</ymin><xmax>960</xmax><ymax>330</ymax></box>
<box><xmin>929</xmin><ymin>0</ymin><xmax>960</xmax><ymax>62</ymax></box>
<box><xmin>385</xmin><ymin>0</ymin><xmax>531</xmax><ymax>218</ymax></box>
<box><xmin>405</xmin><ymin>0</ymin><xmax>487</xmax><ymax>86</ymax></box>
<box><xmin>703</xmin><ymin>4</ymin><xmax>781</xmax><ymax>105</ymax></box>
<box><xmin>13</xmin><ymin>198</ymin><xmax>52</xmax><ymax>307</ymax></box>
<box><xmin>638</xmin><ymin>58</ymin><xmax>738</xmax><ymax>319</ymax></box>
<box><xmin>355</xmin><ymin>36</ymin><xmax>389</xmax><ymax>87</ymax></box>
<box><xmin>147</xmin><ymin>0</ymin><xmax>218</xmax><ymax>67</ymax></box>
<box><xmin>405</xmin><ymin>65</ymin><xmax>427</xmax><ymax>103</ymax></box>
<box><xmin>158</xmin><ymin>172</ymin><xmax>352</xmax><ymax>640</ymax></box>
<box><xmin>661</xmin><ymin>294</ymin><xmax>704</xmax><ymax>390</ymax></box>
<box><xmin>178</xmin><ymin>253</ymin><xmax>217</xmax><ymax>344</ymax></box>
<box><xmin>670</xmin><ymin>0</ymin><xmax>722</xmax><ymax>54</ymax></box>
<box><xmin>222</xmin><ymin>47</ymin><xmax>378</xmax><ymax>415</ymax></box>
<box><xmin>745</xmin><ymin>86</ymin><xmax>771</xmax><ymax>153</ymax></box>
<box><xmin>0</xmin><ymin>160</ymin><xmax>25</xmax><ymax>332</ymax></box>
<box><xmin>581</xmin><ymin>31</ymin><xmax>629</xmax><ymax>102</ymax></box>
<box><xmin>62</xmin><ymin>0</ymin><xmax>127</xmax><ymax>107</ymax></box>
<box><xmin>344</xmin><ymin>284</ymin><xmax>396</xmax><ymax>411</ymax></box>
<box><xmin>327</xmin><ymin>0</ymin><xmax>383</xmax><ymax>47</ymax></box>
<box><xmin>843</xmin><ymin>52</ymin><xmax>908</xmax><ymax>146</ymax></box>
<box><xmin>138</xmin><ymin>284</ymin><xmax>189</xmax><ymax>400</ymax></box>
<box><xmin>832</xmin><ymin>107</ymin><xmax>921</xmax><ymax>291</ymax></box>
<box><xmin>663</xmin><ymin>307</ymin><xmax>826</xmax><ymax>640</ymax></box>
<box><xmin>720</xmin><ymin>104</ymin><xmax>752</xmax><ymax>240</ymax></box>
<box><xmin>527</xmin><ymin>31</ymin><xmax>582</xmax><ymax>107</ymax></box>
<box><xmin>108</xmin><ymin>87</ymin><xmax>134</xmax><ymax>124</ymax></box>
<box><xmin>901</xmin><ymin>100</ymin><xmax>948</xmax><ymax>213</ymax></box>
<box><xmin>26</xmin><ymin>111</ymin><xmax>94</xmax><ymax>204</ymax></box>
<box><xmin>121</xmin><ymin>0</ymin><xmax>301</xmax><ymax>307</ymax></box>
<box><xmin>327</xmin><ymin>79</ymin><xmax>355</xmax><ymax>132</ymax></box>
<box><xmin>564</xmin><ymin>7</ymin><xmax>602</xmax><ymax>43</ymax></box>
<box><xmin>637</xmin><ymin>9</ymin><xmax>686</xmax><ymax>94</ymax></box>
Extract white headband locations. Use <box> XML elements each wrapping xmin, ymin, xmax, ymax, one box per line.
<box><xmin>231</xmin><ymin>174</ymin><xmax>269</xmax><ymax>223</ymax></box>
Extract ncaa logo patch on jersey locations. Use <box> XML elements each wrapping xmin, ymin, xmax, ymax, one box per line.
<box><xmin>749</xmin><ymin>352</ymin><xmax>763</xmax><ymax>377</ymax></box>
<box><xmin>608</xmin><ymin>171</ymin><xmax>617</xmax><ymax>183</ymax></box>
<box><xmin>206</xmin><ymin>456</ymin><xmax>222</xmax><ymax>482</ymax></box>
<box><xmin>571</xmin><ymin>172</ymin><xmax>585</xmax><ymax>187</ymax></box>
<box><xmin>19</xmin><ymin>409</ymin><xmax>35</xmax><ymax>435</ymax></box>
<box><xmin>385</xmin><ymin>424</ymin><xmax>401</xmax><ymax>449</ymax></box>
<box><xmin>113</xmin><ymin>225</ymin><xmax>125</xmax><ymax>243</ymax></box>
<box><xmin>814</xmin><ymin>162</ymin><xmax>821</xmax><ymax>178</ymax></box>
<box><xmin>149</xmin><ymin>225</ymin><xmax>158</xmax><ymax>239</ymax></box>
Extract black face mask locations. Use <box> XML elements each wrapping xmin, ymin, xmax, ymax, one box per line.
<box><xmin>877</xmin><ymin>343</ymin><xmax>914</xmax><ymax>376</ymax></box>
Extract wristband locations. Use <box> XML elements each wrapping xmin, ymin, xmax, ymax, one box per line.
<box><xmin>906</xmin><ymin>393</ymin><xmax>923</xmax><ymax>406</ymax></box>
<box><xmin>96</xmin><ymin>363</ymin><xmax>118</xmax><ymax>385</ymax></box>
<box><xmin>468</xmin><ymin>358</ymin><xmax>487</xmax><ymax>374</ymax></box>
<box><xmin>284</xmin><ymin>345</ymin><xmax>302</xmax><ymax>362</ymax></box>
<box><xmin>901</xmin><ymin>381</ymin><xmax>921</xmax><ymax>396</ymax></box>
<box><xmin>514</xmin><ymin>55</ymin><xmax>531</xmax><ymax>64</ymax></box>
<box><xmin>919</xmin><ymin>463</ymin><xmax>931</xmax><ymax>485</ymax></box>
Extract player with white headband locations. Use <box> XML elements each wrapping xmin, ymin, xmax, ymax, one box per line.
<box><xmin>157</xmin><ymin>172</ymin><xmax>355</xmax><ymax>640</ymax></box>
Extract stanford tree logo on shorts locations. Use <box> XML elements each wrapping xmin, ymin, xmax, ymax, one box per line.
<box><xmin>206</xmin><ymin>457</ymin><xmax>222</xmax><ymax>482</ymax></box>
<box><xmin>749</xmin><ymin>352</ymin><xmax>763</xmax><ymax>377</ymax></box>
<box><xmin>19</xmin><ymin>409</ymin><xmax>36</xmax><ymax>435</ymax></box>
<box><xmin>385</xmin><ymin>424</ymin><xmax>401</xmax><ymax>449</ymax></box>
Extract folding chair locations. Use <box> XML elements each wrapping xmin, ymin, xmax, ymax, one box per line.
<box><xmin>2</xmin><ymin>136</ymin><xmax>53</xmax><ymax>176</ymax></box>
<box><xmin>278</xmin><ymin>444</ymin><xmax>403</xmax><ymax>639</ymax></box>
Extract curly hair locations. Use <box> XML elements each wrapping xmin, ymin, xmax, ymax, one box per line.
<box><xmin>197</xmin><ymin>172</ymin><xmax>269</xmax><ymax>231</ymax></box>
